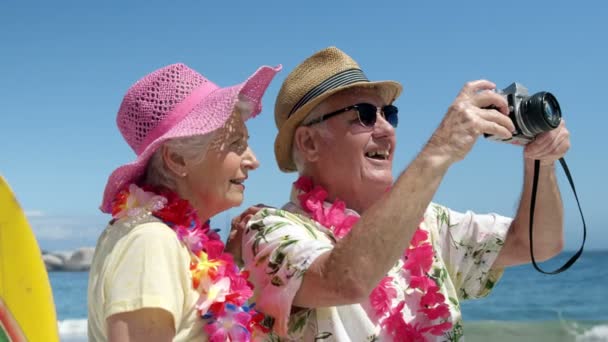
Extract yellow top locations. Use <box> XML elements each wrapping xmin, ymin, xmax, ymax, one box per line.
<box><xmin>87</xmin><ymin>217</ymin><xmax>205</xmax><ymax>341</ymax></box>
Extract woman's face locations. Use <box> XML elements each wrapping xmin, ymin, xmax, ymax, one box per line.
<box><xmin>183</xmin><ymin>112</ymin><xmax>259</xmax><ymax>220</ymax></box>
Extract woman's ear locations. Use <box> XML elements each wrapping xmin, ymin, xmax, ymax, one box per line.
<box><xmin>294</xmin><ymin>126</ymin><xmax>321</xmax><ymax>163</ymax></box>
<box><xmin>161</xmin><ymin>145</ymin><xmax>187</xmax><ymax>177</ymax></box>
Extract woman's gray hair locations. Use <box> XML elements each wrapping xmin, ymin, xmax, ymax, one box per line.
<box><xmin>144</xmin><ymin>133</ymin><xmax>215</xmax><ymax>191</ymax></box>
<box><xmin>144</xmin><ymin>95</ymin><xmax>254</xmax><ymax>190</ymax></box>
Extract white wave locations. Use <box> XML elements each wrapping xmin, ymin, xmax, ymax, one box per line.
<box><xmin>559</xmin><ymin>313</ymin><xmax>608</xmax><ymax>342</ymax></box>
<box><xmin>576</xmin><ymin>324</ymin><xmax>608</xmax><ymax>342</ymax></box>
<box><xmin>58</xmin><ymin>319</ymin><xmax>87</xmax><ymax>342</ymax></box>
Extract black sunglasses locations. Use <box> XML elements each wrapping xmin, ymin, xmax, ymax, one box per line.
<box><xmin>304</xmin><ymin>103</ymin><xmax>399</xmax><ymax>128</ymax></box>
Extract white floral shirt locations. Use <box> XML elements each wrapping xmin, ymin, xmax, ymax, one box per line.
<box><xmin>243</xmin><ymin>188</ymin><xmax>511</xmax><ymax>341</ymax></box>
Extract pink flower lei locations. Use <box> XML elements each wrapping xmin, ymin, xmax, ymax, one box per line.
<box><xmin>294</xmin><ymin>176</ymin><xmax>452</xmax><ymax>341</ymax></box>
<box><xmin>111</xmin><ymin>184</ymin><xmax>267</xmax><ymax>341</ymax></box>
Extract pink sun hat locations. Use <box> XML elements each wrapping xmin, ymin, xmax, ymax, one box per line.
<box><xmin>100</xmin><ymin>62</ymin><xmax>281</xmax><ymax>213</ymax></box>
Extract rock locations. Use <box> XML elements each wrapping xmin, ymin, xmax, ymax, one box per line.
<box><xmin>62</xmin><ymin>247</ymin><xmax>95</xmax><ymax>271</ymax></box>
<box><xmin>42</xmin><ymin>247</ymin><xmax>95</xmax><ymax>272</ymax></box>
<box><xmin>52</xmin><ymin>251</ymin><xmax>74</xmax><ymax>263</ymax></box>
<box><xmin>42</xmin><ymin>253</ymin><xmax>63</xmax><ymax>271</ymax></box>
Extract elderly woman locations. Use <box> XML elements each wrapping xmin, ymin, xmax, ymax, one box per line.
<box><xmin>87</xmin><ymin>62</ymin><xmax>280</xmax><ymax>341</ymax></box>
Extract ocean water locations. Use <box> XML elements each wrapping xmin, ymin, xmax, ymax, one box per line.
<box><xmin>50</xmin><ymin>251</ymin><xmax>608</xmax><ymax>341</ymax></box>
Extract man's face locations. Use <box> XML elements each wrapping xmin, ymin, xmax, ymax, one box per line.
<box><xmin>311</xmin><ymin>87</ymin><xmax>397</xmax><ymax>210</ymax></box>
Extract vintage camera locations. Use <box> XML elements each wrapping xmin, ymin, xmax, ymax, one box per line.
<box><xmin>485</xmin><ymin>83</ymin><xmax>562</xmax><ymax>145</ymax></box>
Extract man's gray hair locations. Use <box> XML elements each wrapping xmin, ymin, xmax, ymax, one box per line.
<box><xmin>292</xmin><ymin>111</ymin><xmax>334</xmax><ymax>174</ymax></box>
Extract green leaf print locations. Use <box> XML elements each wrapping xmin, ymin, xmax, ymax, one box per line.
<box><xmin>472</xmin><ymin>249</ymin><xmax>483</xmax><ymax>260</ymax></box>
<box><xmin>434</xmin><ymin>204</ymin><xmax>451</xmax><ymax>227</ymax></box>
<box><xmin>252</xmin><ymin>235</ymin><xmax>262</xmax><ymax>256</ymax></box>
<box><xmin>495</xmin><ymin>237</ymin><xmax>505</xmax><ymax>246</ymax></box>
<box><xmin>260</xmin><ymin>208</ymin><xmax>272</xmax><ymax>218</ymax></box>
<box><xmin>250</xmin><ymin>220</ymin><xmax>294</xmax><ymax>256</ymax></box>
<box><xmin>460</xmin><ymin>288</ymin><xmax>470</xmax><ymax>300</ymax></box>
<box><xmin>268</xmin><ymin>210</ymin><xmax>322</xmax><ymax>240</ymax></box>
<box><xmin>291</xmin><ymin>216</ymin><xmax>321</xmax><ymax>239</ymax></box>
<box><xmin>248</xmin><ymin>220</ymin><xmax>266</xmax><ymax>233</ymax></box>
<box><xmin>431</xmin><ymin>266</ymin><xmax>448</xmax><ymax>288</ymax></box>
<box><xmin>278</xmin><ymin>237</ymin><xmax>299</xmax><ymax>248</ymax></box>
<box><xmin>264</xmin><ymin>221</ymin><xmax>291</xmax><ymax>237</ymax></box>
<box><xmin>289</xmin><ymin>310</ymin><xmax>312</xmax><ymax>334</ymax></box>
<box><xmin>446</xmin><ymin>321</ymin><xmax>464</xmax><ymax>342</ymax></box>
<box><xmin>264</xmin><ymin>333</ymin><xmax>282</xmax><ymax>342</ymax></box>
<box><xmin>266</xmin><ymin>237</ymin><xmax>298</xmax><ymax>275</ymax></box>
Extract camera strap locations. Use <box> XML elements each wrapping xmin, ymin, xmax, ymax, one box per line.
<box><xmin>529</xmin><ymin>158</ymin><xmax>586</xmax><ymax>274</ymax></box>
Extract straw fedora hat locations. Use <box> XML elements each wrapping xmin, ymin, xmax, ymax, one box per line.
<box><xmin>274</xmin><ymin>46</ymin><xmax>402</xmax><ymax>172</ymax></box>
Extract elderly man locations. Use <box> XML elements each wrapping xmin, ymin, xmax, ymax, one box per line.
<box><xmin>241</xmin><ymin>47</ymin><xmax>569</xmax><ymax>341</ymax></box>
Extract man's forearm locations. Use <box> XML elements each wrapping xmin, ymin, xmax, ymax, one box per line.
<box><xmin>509</xmin><ymin>159</ymin><xmax>564</xmax><ymax>264</ymax></box>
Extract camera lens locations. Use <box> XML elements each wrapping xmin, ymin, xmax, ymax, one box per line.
<box><xmin>543</xmin><ymin>96</ymin><xmax>561</xmax><ymax>127</ymax></box>
<box><xmin>519</xmin><ymin>91</ymin><xmax>561</xmax><ymax>136</ymax></box>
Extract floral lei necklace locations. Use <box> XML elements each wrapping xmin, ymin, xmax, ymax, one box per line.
<box><xmin>111</xmin><ymin>184</ymin><xmax>267</xmax><ymax>342</ymax></box>
<box><xmin>294</xmin><ymin>176</ymin><xmax>453</xmax><ymax>341</ymax></box>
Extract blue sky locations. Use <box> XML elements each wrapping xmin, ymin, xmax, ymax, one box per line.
<box><xmin>1</xmin><ymin>1</ymin><xmax>606</xmax><ymax>253</ymax></box>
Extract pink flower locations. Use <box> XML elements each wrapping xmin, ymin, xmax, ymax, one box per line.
<box><xmin>420</xmin><ymin>286</ymin><xmax>445</xmax><ymax>307</ymax></box>
<box><xmin>410</xmin><ymin>228</ymin><xmax>429</xmax><ymax>247</ymax></box>
<box><xmin>325</xmin><ymin>200</ymin><xmax>358</xmax><ymax>238</ymax></box>
<box><xmin>204</xmin><ymin>239</ymin><xmax>225</xmax><ymax>259</ymax></box>
<box><xmin>325</xmin><ymin>200</ymin><xmax>346</xmax><ymax>224</ymax></box>
<box><xmin>175</xmin><ymin>226</ymin><xmax>207</xmax><ymax>254</ymax></box>
<box><xmin>420</xmin><ymin>303</ymin><xmax>450</xmax><ymax>320</ymax></box>
<box><xmin>410</xmin><ymin>275</ymin><xmax>436</xmax><ymax>292</ymax></box>
<box><xmin>204</xmin><ymin>304</ymin><xmax>252</xmax><ymax>342</ymax></box>
<box><xmin>293</xmin><ymin>176</ymin><xmax>313</xmax><ymax>192</ymax></box>
<box><xmin>419</xmin><ymin>286</ymin><xmax>450</xmax><ymax>321</ymax></box>
<box><xmin>403</xmin><ymin>244</ymin><xmax>434</xmax><ymax>276</ymax></box>
<box><xmin>421</xmin><ymin>321</ymin><xmax>453</xmax><ymax>336</ymax></box>
<box><xmin>369</xmin><ymin>277</ymin><xmax>397</xmax><ymax>318</ymax></box>
<box><xmin>382</xmin><ymin>302</ymin><xmax>406</xmax><ymax>335</ymax></box>
<box><xmin>225</xmin><ymin>270</ymin><xmax>254</xmax><ymax>307</ymax></box>
<box><xmin>205</xmin><ymin>226</ymin><xmax>222</xmax><ymax>241</ymax></box>
<box><xmin>294</xmin><ymin>176</ymin><xmax>361</xmax><ymax>239</ymax></box>
<box><xmin>382</xmin><ymin>302</ymin><xmax>426</xmax><ymax>341</ymax></box>
<box><xmin>196</xmin><ymin>277</ymin><xmax>231</xmax><ymax>314</ymax></box>
<box><xmin>112</xmin><ymin>184</ymin><xmax>167</xmax><ymax>219</ymax></box>
<box><xmin>333</xmin><ymin>215</ymin><xmax>358</xmax><ymax>238</ymax></box>
<box><xmin>299</xmin><ymin>186</ymin><xmax>327</xmax><ymax>219</ymax></box>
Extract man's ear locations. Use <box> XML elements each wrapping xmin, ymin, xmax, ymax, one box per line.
<box><xmin>294</xmin><ymin>126</ymin><xmax>321</xmax><ymax>163</ymax></box>
<box><xmin>161</xmin><ymin>145</ymin><xmax>187</xmax><ymax>176</ymax></box>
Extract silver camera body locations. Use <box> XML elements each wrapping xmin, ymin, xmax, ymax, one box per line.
<box><xmin>486</xmin><ymin>82</ymin><xmax>561</xmax><ymax>145</ymax></box>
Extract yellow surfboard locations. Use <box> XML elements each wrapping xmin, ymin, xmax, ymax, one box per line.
<box><xmin>0</xmin><ymin>176</ymin><xmax>59</xmax><ymax>342</ymax></box>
